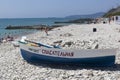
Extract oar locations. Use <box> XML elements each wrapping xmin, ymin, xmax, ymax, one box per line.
<box><xmin>25</xmin><ymin>39</ymin><xmax>53</xmax><ymax>48</ymax></box>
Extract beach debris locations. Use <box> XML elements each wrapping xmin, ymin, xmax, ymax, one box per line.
<box><xmin>94</xmin><ymin>44</ymin><xmax>99</xmax><ymax>49</ymax></box>
<box><xmin>52</xmin><ymin>40</ymin><xmax>63</xmax><ymax>47</ymax></box>
<box><xmin>63</xmin><ymin>41</ymin><xmax>74</xmax><ymax>47</ymax></box>
<box><xmin>118</xmin><ymin>40</ymin><xmax>120</xmax><ymax>42</ymax></box>
<box><xmin>60</xmin><ymin>33</ymin><xmax>73</xmax><ymax>37</ymax></box>
<box><xmin>93</xmin><ymin>28</ymin><xmax>97</xmax><ymax>32</ymax></box>
<box><xmin>61</xmin><ymin>39</ymin><xmax>100</xmax><ymax>49</ymax></box>
<box><xmin>53</xmin><ymin>40</ymin><xmax>62</xmax><ymax>44</ymax></box>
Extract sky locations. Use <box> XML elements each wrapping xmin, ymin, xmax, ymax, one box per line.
<box><xmin>0</xmin><ymin>0</ymin><xmax>120</xmax><ymax>18</ymax></box>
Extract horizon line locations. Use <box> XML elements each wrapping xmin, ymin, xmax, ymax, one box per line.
<box><xmin>0</xmin><ymin>12</ymin><xmax>105</xmax><ymax>19</ymax></box>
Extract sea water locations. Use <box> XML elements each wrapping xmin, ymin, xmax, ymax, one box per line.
<box><xmin>0</xmin><ymin>18</ymin><xmax>70</xmax><ymax>38</ymax></box>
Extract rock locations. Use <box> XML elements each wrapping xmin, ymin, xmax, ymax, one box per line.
<box><xmin>118</xmin><ymin>40</ymin><xmax>120</xmax><ymax>42</ymax></box>
<box><xmin>53</xmin><ymin>40</ymin><xmax>62</xmax><ymax>44</ymax></box>
<box><xmin>63</xmin><ymin>41</ymin><xmax>74</xmax><ymax>47</ymax></box>
<box><xmin>95</xmin><ymin>44</ymin><xmax>99</xmax><ymax>49</ymax></box>
<box><xmin>62</xmin><ymin>33</ymin><xmax>73</xmax><ymax>37</ymax></box>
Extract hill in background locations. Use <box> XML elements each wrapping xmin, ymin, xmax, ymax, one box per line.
<box><xmin>103</xmin><ymin>6</ymin><xmax>120</xmax><ymax>17</ymax></box>
<box><xmin>65</xmin><ymin>12</ymin><xmax>105</xmax><ymax>20</ymax></box>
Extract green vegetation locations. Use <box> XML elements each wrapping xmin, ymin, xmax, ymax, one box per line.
<box><xmin>103</xmin><ymin>6</ymin><xmax>120</xmax><ymax>17</ymax></box>
<box><xmin>103</xmin><ymin>12</ymin><xmax>120</xmax><ymax>17</ymax></box>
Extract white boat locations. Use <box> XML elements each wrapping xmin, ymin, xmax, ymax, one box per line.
<box><xmin>19</xmin><ymin>39</ymin><xmax>117</xmax><ymax>66</ymax></box>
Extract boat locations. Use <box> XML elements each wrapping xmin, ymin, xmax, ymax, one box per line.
<box><xmin>19</xmin><ymin>37</ymin><xmax>117</xmax><ymax>66</ymax></box>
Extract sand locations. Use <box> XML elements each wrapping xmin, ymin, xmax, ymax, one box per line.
<box><xmin>0</xmin><ymin>23</ymin><xmax>120</xmax><ymax>80</ymax></box>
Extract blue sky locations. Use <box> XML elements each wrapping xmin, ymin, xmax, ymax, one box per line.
<box><xmin>0</xmin><ymin>0</ymin><xmax>120</xmax><ymax>18</ymax></box>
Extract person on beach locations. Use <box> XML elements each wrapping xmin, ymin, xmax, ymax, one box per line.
<box><xmin>116</xmin><ymin>16</ymin><xmax>118</xmax><ymax>21</ymax></box>
<box><xmin>112</xmin><ymin>16</ymin><xmax>114</xmax><ymax>22</ymax></box>
<box><xmin>45</xmin><ymin>27</ymin><xmax>48</xmax><ymax>36</ymax></box>
<box><xmin>109</xmin><ymin>17</ymin><xmax>111</xmax><ymax>24</ymax></box>
<box><xmin>6</xmin><ymin>35</ymin><xmax>14</xmax><ymax>41</ymax></box>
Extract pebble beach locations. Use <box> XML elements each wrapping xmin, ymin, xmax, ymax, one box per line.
<box><xmin>1</xmin><ymin>23</ymin><xmax>120</xmax><ymax>80</ymax></box>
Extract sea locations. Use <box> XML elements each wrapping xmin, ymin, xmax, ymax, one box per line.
<box><xmin>0</xmin><ymin>18</ymin><xmax>71</xmax><ymax>38</ymax></box>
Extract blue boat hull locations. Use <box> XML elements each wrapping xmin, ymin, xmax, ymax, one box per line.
<box><xmin>20</xmin><ymin>49</ymin><xmax>115</xmax><ymax>66</ymax></box>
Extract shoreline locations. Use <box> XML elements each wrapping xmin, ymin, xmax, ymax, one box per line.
<box><xmin>1</xmin><ymin>23</ymin><xmax>120</xmax><ymax>80</ymax></box>
<box><xmin>0</xmin><ymin>24</ymin><xmax>63</xmax><ymax>41</ymax></box>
